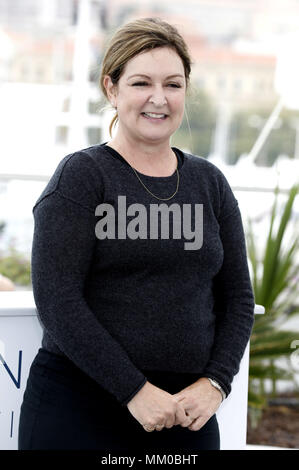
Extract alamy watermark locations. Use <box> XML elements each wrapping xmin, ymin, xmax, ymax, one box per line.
<box><xmin>95</xmin><ymin>196</ymin><xmax>203</xmax><ymax>251</ymax></box>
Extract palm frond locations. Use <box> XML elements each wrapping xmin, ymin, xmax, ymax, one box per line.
<box><xmin>246</xmin><ymin>182</ymin><xmax>299</xmax><ymax>424</ymax></box>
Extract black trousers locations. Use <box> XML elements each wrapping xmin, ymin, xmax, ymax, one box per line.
<box><xmin>18</xmin><ymin>348</ymin><xmax>220</xmax><ymax>451</ymax></box>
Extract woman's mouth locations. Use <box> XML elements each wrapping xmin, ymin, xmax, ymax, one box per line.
<box><xmin>141</xmin><ymin>112</ymin><xmax>168</xmax><ymax>120</ymax></box>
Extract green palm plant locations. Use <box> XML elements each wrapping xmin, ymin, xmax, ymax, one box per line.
<box><xmin>246</xmin><ymin>183</ymin><xmax>299</xmax><ymax>426</ymax></box>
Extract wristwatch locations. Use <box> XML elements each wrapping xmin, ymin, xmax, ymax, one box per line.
<box><xmin>206</xmin><ymin>378</ymin><xmax>226</xmax><ymax>401</ymax></box>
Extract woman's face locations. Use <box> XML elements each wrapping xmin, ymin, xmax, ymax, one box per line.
<box><xmin>105</xmin><ymin>47</ymin><xmax>186</xmax><ymax>146</ymax></box>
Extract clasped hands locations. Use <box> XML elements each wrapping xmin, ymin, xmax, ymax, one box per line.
<box><xmin>126</xmin><ymin>377</ymin><xmax>222</xmax><ymax>433</ymax></box>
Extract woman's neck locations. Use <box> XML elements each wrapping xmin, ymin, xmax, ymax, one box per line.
<box><xmin>106</xmin><ymin>135</ymin><xmax>177</xmax><ymax>177</ymax></box>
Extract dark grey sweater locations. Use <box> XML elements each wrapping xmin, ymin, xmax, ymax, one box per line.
<box><xmin>31</xmin><ymin>143</ymin><xmax>255</xmax><ymax>406</ymax></box>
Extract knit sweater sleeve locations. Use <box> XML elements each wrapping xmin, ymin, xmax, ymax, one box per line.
<box><xmin>31</xmin><ymin>153</ymin><xmax>147</xmax><ymax>407</ymax></box>
<box><xmin>202</xmin><ymin>167</ymin><xmax>255</xmax><ymax>397</ymax></box>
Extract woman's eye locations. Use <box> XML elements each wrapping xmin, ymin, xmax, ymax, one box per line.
<box><xmin>132</xmin><ymin>82</ymin><xmax>148</xmax><ymax>86</ymax></box>
<box><xmin>131</xmin><ymin>82</ymin><xmax>182</xmax><ymax>88</ymax></box>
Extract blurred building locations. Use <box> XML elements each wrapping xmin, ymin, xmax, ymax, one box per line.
<box><xmin>0</xmin><ymin>0</ymin><xmax>108</xmax><ymax>30</ymax></box>
<box><xmin>191</xmin><ymin>43</ymin><xmax>277</xmax><ymax>110</ymax></box>
<box><xmin>0</xmin><ymin>0</ymin><xmax>74</xmax><ymax>29</ymax></box>
<box><xmin>4</xmin><ymin>30</ymin><xmax>73</xmax><ymax>83</ymax></box>
<box><xmin>107</xmin><ymin>0</ymin><xmax>299</xmax><ymax>41</ymax></box>
<box><xmin>0</xmin><ymin>24</ymin><xmax>278</xmax><ymax>111</ymax></box>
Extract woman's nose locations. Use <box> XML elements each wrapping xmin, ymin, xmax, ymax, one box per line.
<box><xmin>148</xmin><ymin>85</ymin><xmax>167</xmax><ymax>107</ymax></box>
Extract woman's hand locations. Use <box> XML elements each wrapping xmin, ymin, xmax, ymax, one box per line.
<box><xmin>172</xmin><ymin>377</ymin><xmax>222</xmax><ymax>431</ymax></box>
<box><xmin>126</xmin><ymin>381</ymin><xmax>193</xmax><ymax>431</ymax></box>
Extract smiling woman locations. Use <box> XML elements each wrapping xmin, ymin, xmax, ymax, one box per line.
<box><xmin>99</xmin><ymin>18</ymin><xmax>191</xmax><ymax>177</ymax></box>
<box><xmin>102</xmin><ymin>47</ymin><xmax>186</xmax><ymax>167</ymax></box>
<box><xmin>18</xmin><ymin>17</ymin><xmax>255</xmax><ymax>452</ymax></box>
<box><xmin>100</xmin><ymin>18</ymin><xmax>191</xmax><ymax>135</ymax></box>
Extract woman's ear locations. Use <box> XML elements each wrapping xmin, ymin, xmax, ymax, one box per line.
<box><xmin>103</xmin><ymin>75</ymin><xmax>117</xmax><ymax>108</ymax></box>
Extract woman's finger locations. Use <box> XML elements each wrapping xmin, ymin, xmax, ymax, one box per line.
<box><xmin>188</xmin><ymin>415</ymin><xmax>207</xmax><ymax>432</ymax></box>
<box><xmin>173</xmin><ymin>402</ymin><xmax>193</xmax><ymax>427</ymax></box>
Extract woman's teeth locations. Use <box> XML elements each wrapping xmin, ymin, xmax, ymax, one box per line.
<box><xmin>142</xmin><ymin>112</ymin><xmax>167</xmax><ymax>119</ymax></box>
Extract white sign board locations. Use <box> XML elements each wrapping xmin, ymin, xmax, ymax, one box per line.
<box><xmin>0</xmin><ymin>310</ymin><xmax>42</xmax><ymax>449</ymax></box>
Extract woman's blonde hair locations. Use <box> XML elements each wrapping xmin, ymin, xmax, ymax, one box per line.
<box><xmin>100</xmin><ymin>17</ymin><xmax>192</xmax><ymax>137</ymax></box>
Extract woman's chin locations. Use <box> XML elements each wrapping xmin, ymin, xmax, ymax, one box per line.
<box><xmin>136</xmin><ymin>129</ymin><xmax>174</xmax><ymax>144</ymax></box>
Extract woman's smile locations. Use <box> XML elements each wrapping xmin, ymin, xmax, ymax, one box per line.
<box><xmin>141</xmin><ymin>112</ymin><xmax>169</xmax><ymax>121</ymax></box>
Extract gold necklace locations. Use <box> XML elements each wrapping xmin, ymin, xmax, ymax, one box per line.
<box><xmin>128</xmin><ymin>152</ymin><xmax>180</xmax><ymax>201</ymax></box>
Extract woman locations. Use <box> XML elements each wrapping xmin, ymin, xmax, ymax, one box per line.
<box><xmin>18</xmin><ymin>17</ymin><xmax>255</xmax><ymax>451</ymax></box>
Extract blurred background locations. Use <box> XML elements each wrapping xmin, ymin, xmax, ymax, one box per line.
<box><xmin>0</xmin><ymin>0</ymin><xmax>298</xmax><ymax>448</ymax></box>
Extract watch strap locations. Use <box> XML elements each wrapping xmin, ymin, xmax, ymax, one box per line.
<box><xmin>206</xmin><ymin>377</ymin><xmax>226</xmax><ymax>401</ymax></box>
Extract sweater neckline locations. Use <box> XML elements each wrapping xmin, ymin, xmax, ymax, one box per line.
<box><xmin>100</xmin><ymin>142</ymin><xmax>185</xmax><ymax>181</ymax></box>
